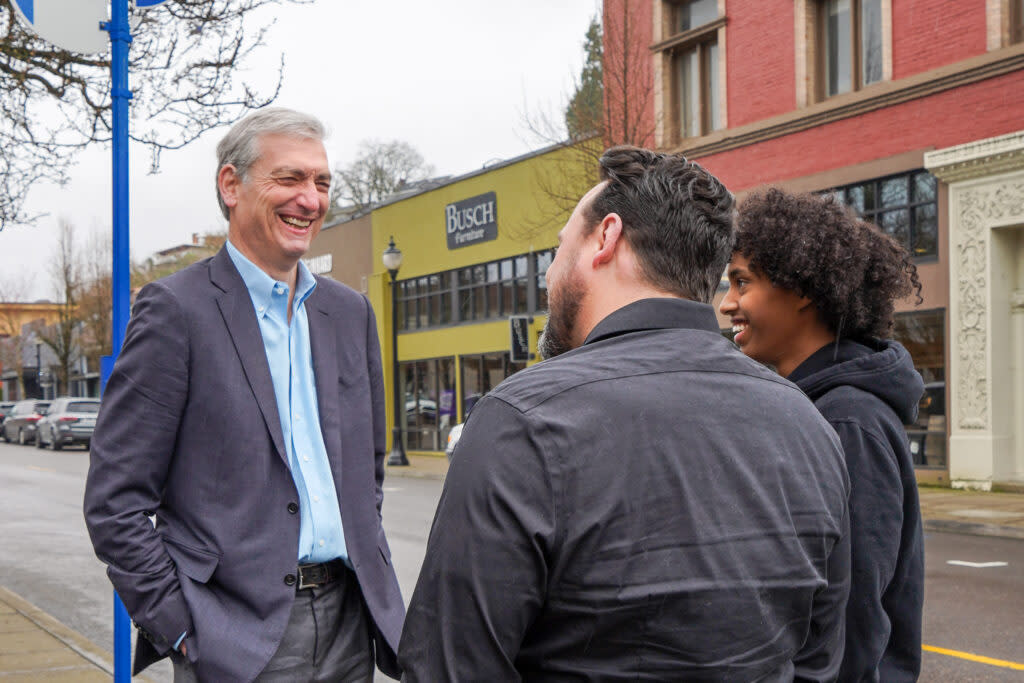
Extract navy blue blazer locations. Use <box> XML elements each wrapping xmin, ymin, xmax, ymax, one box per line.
<box><xmin>84</xmin><ymin>247</ymin><xmax>405</xmax><ymax>682</ymax></box>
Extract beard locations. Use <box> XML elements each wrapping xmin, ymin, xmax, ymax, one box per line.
<box><xmin>538</xmin><ymin>267</ymin><xmax>585</xmax><ymax>360</ymax></box>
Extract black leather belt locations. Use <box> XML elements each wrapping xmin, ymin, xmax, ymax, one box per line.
<box><xmin>296</xmin><ymin>558</ymin><xmax>348</xmax><ymax>590</ymax></box>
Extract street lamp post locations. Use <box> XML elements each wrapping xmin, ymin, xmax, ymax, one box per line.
<box><xmin>382</xmin><ymin>236</ymin><xmax>409</xmax><ymax>467</ymax></box>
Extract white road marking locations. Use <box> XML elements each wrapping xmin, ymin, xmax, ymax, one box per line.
<box><xmin>27</xmin><ymin>465</ymin><xmax>56</xmax><ymax>473</ymax></box>
<box><xmin>946</xmin><ymin>560</ymin><xmax>1009</xmax><ymax>568</ymax></box>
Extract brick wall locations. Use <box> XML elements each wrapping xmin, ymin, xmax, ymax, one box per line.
<box><xmin>726</xmin><ymin>0</ymin><xmax>797</xmax><ymax>127</ymax></box>
<box><xmin>892</xmin><ymin>0</ymin><xmax>987</xmax><ymax>79</ymax></box>
<box><xmin>695</xmin><ymin>69</ymin><xmax>1024</xmax><ymax>192</ymax></box>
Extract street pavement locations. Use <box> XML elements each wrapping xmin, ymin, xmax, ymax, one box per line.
<box><xmin>1</xmin><ymin>444</ymin><xmax>1023</xmax><ymax>681</ymax></box>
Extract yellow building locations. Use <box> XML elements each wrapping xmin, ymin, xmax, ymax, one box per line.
<box><xmin>0</xmin><ymin>301</ymin><xmax>63</xmax><ymax>337</ymax></box>
<box><xmin>363</xmin><ymin>144</ymin><xmax>591</xmax><ymax>456</ymax></box>
<box><xmin>0</xmin><ymin>301</ymin><xmax>64</xmax><ymax>401</ymax></box>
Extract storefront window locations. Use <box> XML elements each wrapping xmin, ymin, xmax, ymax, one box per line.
<box><xmin>398</xmin><ymin>248</ymin><xmax>554</xmax><ymax>331</ymax></box>
<box><xmin>459</xmin><ymin>351</ymin><xmax>526</xmax><ymax>423</ymax></box>
<box><xmin>399</xmin><ymin>356</ymin><xmax>456</xmax><ymax>452</ymax></box>
<box><xmin>892</xmin><ymin>309</ymin><xmax>946</xmax><ymax>469</ymax></box>
<box><xmin>535</xmin><ymin>249</ymin><xmax>554</xmax><ymax>312</ymax></box>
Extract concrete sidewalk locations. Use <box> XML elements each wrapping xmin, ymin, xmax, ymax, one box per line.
<box><xmin>385</xmin><ymin>453</ymin><xmax>449</xmax><ymax>481</ymax></box>
<box><xmin>918</xmin><ymin>486</ymin><xmax>1024</xmax><ymax>540</ymax></box>
<box><xmin>0</xmin><ymin>586</ymin><xmax>139</xmax><ymax>682</ymax></box>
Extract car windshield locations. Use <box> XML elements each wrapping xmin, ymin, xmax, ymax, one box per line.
<box><xmin>33</xmin><ymin>402</ymin><xmax>51</xmax><ymax>412</ymax></box>
<box><xmin>68</xmin><ymin>402</ymin><xmax>100</xmax><ymax>413</ymax></box>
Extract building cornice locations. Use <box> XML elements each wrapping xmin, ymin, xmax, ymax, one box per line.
<box><xmin>668</xmin><ymin>42</ymin><xmax>1024</xmax><ymax>159</ymax></box>
<box><xmin>924</xmin><ymin>131</ymin><xmax>1024</xmax><ymax>183</ymax></box>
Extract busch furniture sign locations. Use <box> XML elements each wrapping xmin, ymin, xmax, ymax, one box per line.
<box><xmin>446</xmin><ymin>192</ymin><xmax>497</xmax><ymax>249</ymax></box>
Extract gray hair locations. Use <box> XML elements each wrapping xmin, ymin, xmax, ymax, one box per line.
<box><xmin>215</xmin><ymin>107</ymin><xmax>327</xmax><ymax>219</ymax></box>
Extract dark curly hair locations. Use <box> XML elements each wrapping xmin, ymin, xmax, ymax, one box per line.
<box><xmin>735</xmin><ymin>188</ymin><xmax>922</xmax><ymax>339</ymax></box>
<box><xmin>584</xmin><ymin>145</ymin><xmax>735</xmax><ymax>303</ymax></box>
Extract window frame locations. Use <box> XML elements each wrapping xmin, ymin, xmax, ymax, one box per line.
<box><xmin>397</xmin><ymin>355</ymin><xmax>456</xmax><ymax>452</ymax></box>
<box><xmin>396</xmin><ymin>248</ymin><xmax>555</xmax><ymax>333</ymax></box>
<box><xmin>653</xmin><ymin>1</ymin><xmax>726</xmax><ymax>146</ymax></box>
<box><xmin>824</xmin><ymin>169</ymin><xmax>939</xmax><ymax>260</ymax></box>
<box><xmin>796</xmin><ymin>0</ymin><xmax>891</xmax><ymax>108</ymax></box>
<box><xmin>1014</xmin><ymin>0</ymin><xmax>1024</xmax><ymax>43</ymax></box>
<box><xmin>817</xmin><ymin>0</ymin><xmax>884</xmax><ymax>100</ymax></box>
<box><xmin>671</xmin><ymin>39</ymin><xmax>720</xmax><ymax>140</ymax></box>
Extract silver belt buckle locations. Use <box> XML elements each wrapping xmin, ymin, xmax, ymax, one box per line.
<box><xmin>297</xmin><ymin>564</ymin><xmax>320</xmax><ymax>590</ymax></box>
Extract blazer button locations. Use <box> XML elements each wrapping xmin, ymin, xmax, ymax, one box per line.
<box><xmin>287</xmin><ymin>502</ymin><xmax>299</xmax><ymax>514</ymax></box>
<box><xmin>284</xmin><ymin>574</ymin><xmax>296</xmax><ymax>586</ymax></box>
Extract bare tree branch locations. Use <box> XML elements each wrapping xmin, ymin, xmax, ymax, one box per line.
<box><xmin>76</xmin><ymin>230</ymin><xmax>112</xmax><ymax>372</ymax></box>
<box><xmin>331</xmin><ymin>140</ymin><xmax>435</xmax><ymax>214</ymax></box>
<box><xmin>36</xmin><ymin>219</ymin><xmax>81</xmax><ymax>395</ymax></box>
<box><xmin>0</xmin><ymin>0</ymin><xmax>307</xmax><ymax>228</ymax></box>
<box><xmin>519</xmin><ymin>5</ymin><xmax>658</xmax><ymax>243</ymax></box>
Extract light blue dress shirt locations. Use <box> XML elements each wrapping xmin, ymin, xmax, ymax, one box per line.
<box><xmin>227</xmin><ymin>241</ymin><xmax>348</xmax><ymax>564</ymax></box>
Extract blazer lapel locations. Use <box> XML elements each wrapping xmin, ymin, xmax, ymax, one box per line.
<box><xmin>307</xmin><ymin>289</ymin><xmax>342</xmax><ymax>465</ymax></box>
<box><xmin>210</xmin><ymin>249</ymin><xmax>288</xmax><ymax>465</ymax></box>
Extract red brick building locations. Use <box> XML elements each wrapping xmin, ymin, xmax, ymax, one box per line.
<box><xmin>604</xmin><ymin>0</ymin><xmax>1024</xmax><ymax>488</ymax></box>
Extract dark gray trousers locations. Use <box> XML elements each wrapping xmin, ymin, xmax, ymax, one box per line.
<box><xmin>172</xmin><ymin>568</ymin><xmax>373</xmax><ymax>683</ymax></box>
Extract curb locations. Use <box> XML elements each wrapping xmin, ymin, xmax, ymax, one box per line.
<box><xmin>0</xmin><ymin>586</ymin><xmax>158</xmax><ymax>683</ymax></box>
<box><xmin>0</xmin><ymin>585</ymin><xmax>116</xmax><ymax>676</ymax></box>
<box><xmin>923</xmin><ymin>519</ymin><xmax>1024</xmax><ymax>541</ymax></box>
<box><xmin>385</xmin><ymin>466</ymin><xmax>445</xmax><ymax>482</ymax></box>
<box><xmin>385</xmin><ymin>466</ymin><xmax>444</xmax><ymax>483</ymax></box>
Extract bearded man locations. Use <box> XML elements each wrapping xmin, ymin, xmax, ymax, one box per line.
<box><xmin>398</xmin><ymin>146</ymin><xmax>853</xmax><ymax>681</ymax></box>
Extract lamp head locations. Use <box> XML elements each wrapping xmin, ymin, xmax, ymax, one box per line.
<box><xmin>382</xmin><ymin>236</ymin><xmax>403</xmax><ymax>275</ymax></box>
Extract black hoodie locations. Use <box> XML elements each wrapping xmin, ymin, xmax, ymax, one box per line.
<box><xmin>789</xmin><ymin>338</ymin><xmax>925</xmax><ymax>683</ymax></box>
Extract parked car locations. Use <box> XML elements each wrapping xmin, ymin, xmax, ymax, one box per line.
<box><xmin>445</xmin><ymin>423</ymin><xmax>464</xmax><ymax>460</ymax></box>
<box><xmin>35</xmin><ymin>397</ymin><xmax>101</xmax><ymax>451</ymax></box>
<box><xmin>0</xmin><ymin>402</ymin><xmax>14</xmax><ymax>428</ymax></box>
<box><xmin>1</xmin><ymin>399</ymin><xmax>52</xmax><ymax>445</ymax></box>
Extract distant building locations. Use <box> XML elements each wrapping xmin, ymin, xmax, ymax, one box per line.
<box><xmin>144</xmin><ymin>232</ymin><xmax>211</xmax><ymax>268</ymax></box>
<box><xmin>308</xmin><ymin>144</ymin><xmax>584</xmax><ymax>455</ymax></box>
<box><xmin>0</xmin><ymin>302</ymin><xmax>64</xmax><ymax>401</ymax></box>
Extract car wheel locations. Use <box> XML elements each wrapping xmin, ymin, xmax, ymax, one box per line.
<box><xmin>35</xmin><ymin>430</ymin><xmax>43</xmax><ymax>448</ymax></box>
<box><xmin>50</xmin><ymin>434</ymin><xmax>61</xmax><ymax>451</ymax></box>
<box><xmin>18</xmin><ymin>428</ymin><xmax>29</xmax><ymax>445</ymax></box>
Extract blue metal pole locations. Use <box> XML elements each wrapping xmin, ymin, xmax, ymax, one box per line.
<box><xmin>109</xmin><ymin>1</ymin><xmax>131</xmax><ymax>354</ymax></box>
<box><xmin>103</xmin><ymin>0</ymin><xmax>133</xmax><ymax>680</ymax></box>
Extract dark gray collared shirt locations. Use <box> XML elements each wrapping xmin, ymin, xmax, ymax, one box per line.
<box><xmin>400</xmin><ymin>298</ymin><xmax>851</xmax><ymax>682</ymax></box>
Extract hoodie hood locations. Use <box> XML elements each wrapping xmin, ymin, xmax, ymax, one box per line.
<box><xmin>793</xmin><ymin>339</ymin><xmax>924</xmax><ymax>425</ymax></box>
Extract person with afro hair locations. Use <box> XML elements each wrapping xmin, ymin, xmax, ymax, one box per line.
<box><xmin>721</xmin><ymin>187</ymin><xmax>925</xmax><ymax>682</ymax></box>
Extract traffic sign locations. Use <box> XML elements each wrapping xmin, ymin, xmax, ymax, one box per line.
<box><xmin>11</xmin><ymin>0</ymin><xmax>108</xmax><ymax>54</ymax></box>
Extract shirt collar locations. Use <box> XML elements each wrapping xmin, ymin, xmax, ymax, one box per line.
<box><xmin>583</xmin><ymin>297</ymin><xmax>722</xmax><ymax>346</ymax></box>
<box><xmin>226</xmin><ymin>240</ymin><xmax>317</xmax><ymax>318</ymax></box>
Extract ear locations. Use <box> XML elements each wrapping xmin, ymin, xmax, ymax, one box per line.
<box><xmin>796</xmin><ymin>295</ymin><xmax>816</xmax><ymax>313</ymax></box>
<box><xmin>591</xmin><ymin>213</ymin><xmax>624</xmax><ymax>268</ymax></box>
<box><xmin>218</xmin><ymin>165</ymin><xmax>241</xmax><ymax>212</ymax></box>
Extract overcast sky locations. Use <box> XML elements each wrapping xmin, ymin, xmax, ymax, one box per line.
<box><xmin>1</xmin><ymin>0</ymin><xmax>600</xmax><ymax>300</ymax></box>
